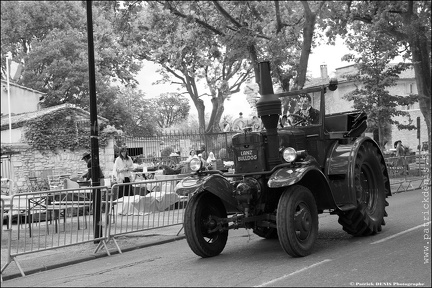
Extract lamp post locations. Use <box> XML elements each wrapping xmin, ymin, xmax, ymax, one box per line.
<box><xmin>6</xmin><ymin>52</ymin><xmax>12</xmax><ymax>143</ymax></box>
<box><xmin>86</xmin><ymin>0</ymin><xmax>102</xmax><ymax>242</ymax></box>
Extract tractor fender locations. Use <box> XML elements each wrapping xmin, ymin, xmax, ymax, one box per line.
<box><xmin>325</xmin><ymin>136</ymin><xmax>392</xmax><ymax>209</ymax></box>
<box><xmin>268</xmin><ymin>165</ymin><xmax>339</xmax><ymax>210</ymax></box>
<box><xmin>175</xmin><ymin>174</ymin><xmax>239</xmax><ymax>211</ymax></box>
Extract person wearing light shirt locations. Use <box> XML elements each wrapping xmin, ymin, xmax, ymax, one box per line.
<box><xmin>114</xmin><ymin>147</ymin><xmax>134</xmax><ymax>197</ymax></box>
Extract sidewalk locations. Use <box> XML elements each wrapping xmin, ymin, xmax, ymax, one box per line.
<box><xmin>1</xmin><ymin>224</ymin><xmax>186</xmax><ymax>281</ymax></box>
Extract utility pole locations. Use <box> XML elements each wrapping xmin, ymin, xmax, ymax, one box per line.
<box><xmin>6</xmin><ymin>52</ymin><xmax>12</xmax><ymax>143</ymax></box>
<box><xmin>86</xmin><ymin>0</ymin><xmax>102</xmax><ymax>242</ymax></box>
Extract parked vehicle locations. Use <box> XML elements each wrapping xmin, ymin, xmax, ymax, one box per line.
<box><xmin>175</xmin><ymin>61</ymin><xmax>391</xmax><ymax>258</ymax></box>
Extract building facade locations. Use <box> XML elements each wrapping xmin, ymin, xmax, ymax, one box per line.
<box><xmin>0</xmin><ymin>82</ymin><xmax>115</xmax><ymax>194</ymax></box>
<box><xmin>1</xmin><ymin>79</ymin><xmax>45</xmax><ymax>115</ymax></box>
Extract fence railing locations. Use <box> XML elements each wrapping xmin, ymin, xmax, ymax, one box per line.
<box><xmin>1</xmin><ymin>186</ymin><xmax>111</xmax><ymax>278</ymax></box>
<box><xmin>118</xmin><ymin>131</ymin><xmax>237</xmax><ymax>162</ymax></box>
<box><xmin>104</xmin><ymin>176</ymin><xmax>189</xmax><ymax>251</ymax></box>
<box><xmin>384</xmin><ymin>153</ymin><xmax>430</xmax><ymax>193</ymax></box>
<box><xmin>1</xmin><ymin>176</ymin><xmax>190</xmax><ymax>279</ymax></box>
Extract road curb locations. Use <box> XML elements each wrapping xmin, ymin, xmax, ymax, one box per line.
<box><xmin>2</xmin><ymin>235</ymin><xmax>186</xmax><ymax>282</ymax></box>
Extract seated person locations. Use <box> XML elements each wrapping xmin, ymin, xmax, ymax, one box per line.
<box><xmin>290</xmin><ymin>93</ymin><xmax>320</xmax><ymax>126</ymax></box>
<box><xmin>160</xmin><ymin>152</ymin><xmax>185</xmax><ymax>175</ymax></box>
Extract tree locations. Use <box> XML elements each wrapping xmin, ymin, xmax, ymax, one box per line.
<box><xmin>127</xmin><ymin>1</ymin><xmax>254</xmax><ymax>133</ymax></box>
<box><xmin>341</xmin><ymin>29</ymin><xmax>416</xmax><ymax>149</ymax></box>
<box><xmin>115</xmin><ymin>1</ymin><xmax>334</xmax><ymax>132</ymax></box>
<box><xmin>320</xmin><ymin>0</ymin><xmax>431</xmax><ymax>151</ymax></box>
<box><xmin>111</xmin><ymin>86</ymin><xmax>159</xmax><ymax>136</ymax></box>
<box><xmin>150</xmin><ymin>92</ymin><xmax>190</xmax><ymax>129</ymax></box>
<box><xmin>162</xmin><ymin>1</ymin><xmax>328</xmax><ymax>116</ymax></box>
<box><xmin>1</xmin><ymin>1</ymin><xmax>143</xmax><ymax>128</ymax></box>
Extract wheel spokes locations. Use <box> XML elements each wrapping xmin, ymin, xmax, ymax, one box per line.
<box><xmin>360</xmin><ymin>166</ymin><xmax>377</xmax><ymax>211</ymax></box>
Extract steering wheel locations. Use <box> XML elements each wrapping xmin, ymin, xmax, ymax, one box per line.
<box><xmin>290</xmin><ymin>114</ymin><xmax>309</xmax><ymax>126</ymax></box>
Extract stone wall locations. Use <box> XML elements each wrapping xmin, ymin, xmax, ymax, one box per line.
<box><xmin>8</xmin><ymin>139</ymin><xmax>115</xmax><ymax>194</ymax></box>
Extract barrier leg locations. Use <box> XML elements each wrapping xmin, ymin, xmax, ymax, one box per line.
<box><xmin>176</xmin><ymin>225</ymin><xmax>184</xmax><ymax>236</ymax></box>
<box><xmin>83</xmin><ymin>206</ymin><xmax>88</xmax><ymax>230</ymax></box>
<box><xmin>94</xmin><ymin>213</ymin><xmax>122</xmax><ymax>255</ymax></box>
<box><xmin>111</xmin><ymin>237</ymin><xmax>122</xmax><ymax>254</ymax></box>
<box><xmin>1</xmin><ymin>229</ymin><xmax>25</xmax><ymax>280</ymax></box>
<box><xmin>94</xmin><ymin>237</ymin><xmax>121</xmax><ymax>255</ymax></box>
<box><xmin>94</xmin><ymin>240</ymin><xmax>111</xmax><ymax>256</ymax></box>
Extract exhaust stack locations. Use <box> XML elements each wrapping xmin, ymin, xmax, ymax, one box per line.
<box><xmin>256</xmin><ymin>61</ymin><xmax>281</xmax><ymax>168</ymax></box>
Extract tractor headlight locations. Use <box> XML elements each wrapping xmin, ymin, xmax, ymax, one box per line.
<box><xmin>282</xmin><ymin>147</ymin><xmax>297</xmax><ymax>163</ymax></box>
<box><xmin>189</xmin><ymin>157</ymin><xmax>203</xmax><ymax>172</ymax></box>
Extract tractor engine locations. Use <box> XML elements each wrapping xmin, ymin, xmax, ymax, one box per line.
<box><xmin>232</xmin><ymin>177</ymin><xmax>261</xmax><ymax>217</ymax></box>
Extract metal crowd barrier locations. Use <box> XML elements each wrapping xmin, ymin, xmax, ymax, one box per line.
<box><xmin>1</xmin><ymin>198</ymin><xmax>4</xmax><ymax>246</ymax></box>
<box><xmin>1</xmin><ymin>198</ymin><xmax>10</xmax><ymax>282</ymax></box>
<box><xmin>385</xmin><ymin>153</ymin><xmax>430</xmax><ymax>193</ymax></box>
<box><xmin>1</xmin><ymin>186</ymin><xmax>110</xmax><ymax>279</ymax></box>
<box><xmin>0</xmin><ymin>176</ymin><xmax>190</xmax><ymax>279</ymax></box>
<box><xmin>104</xmin><ymin>176</ymin><xmax>189</xmax><ymax>253</ymax></box>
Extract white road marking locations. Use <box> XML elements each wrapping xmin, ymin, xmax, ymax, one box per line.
<box><xmin>254</xmin><ymin>259</ymin><xmax>332</xmax><ymax>287</ymax></box>
<box><xmin>371</xmin><ymin>222</ymin><xmax>431</xmax><ymax>244</ymax></box>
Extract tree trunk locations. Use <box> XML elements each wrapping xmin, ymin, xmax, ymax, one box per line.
<box><xmin>401</xmin><ymin>2</ymin><xmax>431</xmax><ymax>162</ymax></box>
<box><xmin>248</xmin><ymin>44</ymin><xmax>260</xmax><ymax>86</ymax></box>
<box><xmin>295</xmin><ymin>15</ymin><xmax>315</xmax><ymax>89</ymax></box>
<box><xmin>295</xmin><ymin>2</ymin><xmax>321</xmax><ymax>90</ymax></box>
<box><xmin>205</xmin><ymin>92</ymin><xmax>225</xmax><ymax>133</ymax></box>
<box><xmin>378</xmin><ymin>123</ymin><xmax>384</xmax><ymax>149</ymax></box>
<box><xmin>183</xmin><ymin>70</ymin><xmax>206</xmax><ymax>133</ymax></box>
<box><xmin>409</xmin><ymin>32</ymin><xmax>431</xmax><ymax>153</ymax></box>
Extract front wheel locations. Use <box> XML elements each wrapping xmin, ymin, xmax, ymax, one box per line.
<box><xmin>277</xmin><ymin>185</ymin><xmax>318</xmax><ymax>257</ymax></box>
<box><xmin>184</xmin><ymin>192</ymin><xmax>228</xmax><ymax>258</ymax></box>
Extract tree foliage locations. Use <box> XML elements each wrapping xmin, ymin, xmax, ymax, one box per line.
<box><xmin>116</xmin><ymin>1</ymin><xmax>334</xmax><ymax>132</ymax></box>
<box><xmin>122</xmin><ymin>1</ymin><xmax>255</xmax><ymax>133</ymax></box>
<box><xmin>342</xmin><ymin>29</ymin><xmax>417</xmax><ymax>148</ymax></box>
<box><xmin>1</xmin><ymin>1</ymin><xmax>349</xmax><ymax>135</ymax></box>
<box><xmin>320</xmin><ymin>0</ymin><xmax>431</xmax><ymax>148</ymax></box>
<box><xmin>0</xmin><ymin>1</ymin><xmax>153</xmax><ymax>131</ymax></box>
<box><xmin>110</xmin><ymin>86</ymin><xmax>159</xmax><ymax>136</ymax></box>
<box><xmin>150</xmin><ymin>92</ymin><xmax>190</xmax><ymax>129</ymax></box>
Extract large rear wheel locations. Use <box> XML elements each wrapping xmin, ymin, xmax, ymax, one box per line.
<box><xmin>184</xmin><ymin>192</ymin><xmax>228</xmax><ymax>258</ymax></box>
<box><xmin>337</xmin><ymin>141</ymin><xmax>390</xmax><ymax>236</ymax></box>
<box><xmin>276</xmin><ymin>185</ymin><xmax>318</xmax><ymax>257</ymax></box>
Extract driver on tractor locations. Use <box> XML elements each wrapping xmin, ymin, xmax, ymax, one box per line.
<box><xmin>289</xmin><ymin>93</ymin><xmax>320</xmax><ymax>126</ymax></box>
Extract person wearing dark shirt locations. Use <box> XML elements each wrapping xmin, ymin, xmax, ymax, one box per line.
<box><xmin>291</xmin><ymin>93</ymin><xmax>320</xmax><ymax>125</ymax></box>
<box><xmin>394</xmin><ymin>140</ymin><xmax>409</xmax><ymax>175</ymax></box>
<box><xmin>81</xmin><ymin>152</ymin><xmax>104</xmax><ymax>182</ymax></box>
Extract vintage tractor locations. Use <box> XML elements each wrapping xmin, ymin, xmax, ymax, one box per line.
<box><xmin>175</xmin><ymin>61</ymin><xmax>391</xmax><ymax>258</ymax></box>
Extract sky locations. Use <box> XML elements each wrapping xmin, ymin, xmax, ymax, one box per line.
<box><xmin>136</xmin><ymin>37</ymin><xmax>352</xmax><ymax>119</ymax></box>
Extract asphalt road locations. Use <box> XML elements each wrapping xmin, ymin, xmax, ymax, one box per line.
<box><xmin>3</xmin><ymin>188</ymin><xmax>431</xmax><ymax>287</ymax></box>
